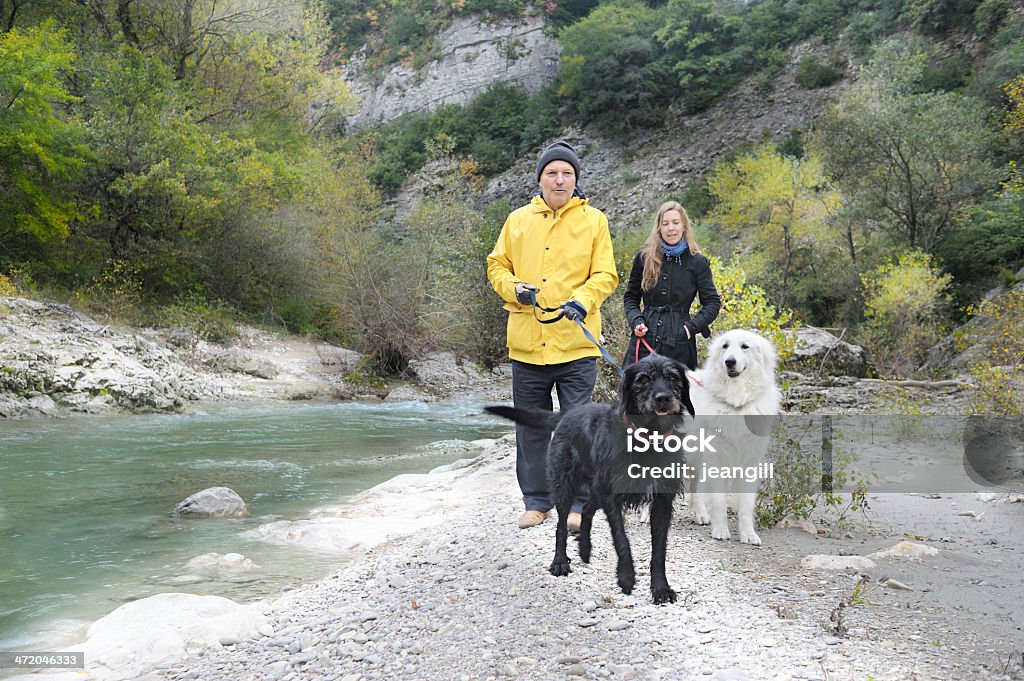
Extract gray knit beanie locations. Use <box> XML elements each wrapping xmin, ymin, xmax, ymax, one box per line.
<box><xmin>535</xmin><ymin>141</ymin><xmax>580</xmax><ymax>182</ymax></box>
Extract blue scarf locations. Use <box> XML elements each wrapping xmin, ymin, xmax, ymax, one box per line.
<box><xmin>660</xmin><ymin>239</ymin><xmax>688</xmax><ymax>259</ymax></box>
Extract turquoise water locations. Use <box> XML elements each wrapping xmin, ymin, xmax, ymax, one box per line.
<box><xmin>0</xmin><ymin>400</ymin><xmax>511</xmax><ymax>651</ymax></box>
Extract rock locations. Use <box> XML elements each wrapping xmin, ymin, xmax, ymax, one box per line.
<box><xmin>868</xmin><ymin>541</ymin><xmax>939</xmax><ymax>560</ymax></box>
<box><xmin>27</xmin><ymin>393</ymin><xmax>60</xmax><ymax>416</ymax></box>
<box><xmin>776</xmin><ymin>515</ymin><xmax>817</xmax><ymax>534</ymax></box>
<box><xmin>384</xmin><ymin>384</ymin><xmax>432</xmax><ymax>402</ymax></box>
<box><xmin>77</xmin><ymin>593</ymin><xmax>267</xmax><ymax>678</ymax></box>
<box><xmin>607</xmin><ymin>620</ymin><xmax>631</xmax><ymax>632</ymax></box>
<box><xmin>172</xmin><ymin>487</ymin><xmax>248</xmax><ymax>518</ymax></box>
<box><xmin>342</xmin><ymin>15</ymin><xmax>559</xmax><ymax>130</ymax></box>
<box><xmin>608</xmin><ymin>663</ymin><xmax>636</xmax><ymax>678</ymax></box>
<box><xmin>186</xmin><ymin>552</ymin><xmax>257</xmax><ymax>573</ymax></box>
<box><xmin>783</xmin><ymin>327</ymin><xmax>868</xmax><ymax>377</ymax></box>
<box><xmin>406</xmin><ymin>351</ymin><xmax>490</xmax><ymax>396</ymax></box>
<box><xmin>879</xmin><ymin>577</ymin><xmax>914</xmax><ymax>591</ymax></box>
<box><xmin>429</xmin><ymin>456</ymin><xmax>482</xmax><ymax>474</ymax></box>
<box><xmin>799</xmin><ymin>554</ymin><xmax>876</xmax><ymax>572</ymax></box>
<box><xmin>207</xmin><ymin>348</ymin><xmax>279</xmax><ymax>380</ymax></box>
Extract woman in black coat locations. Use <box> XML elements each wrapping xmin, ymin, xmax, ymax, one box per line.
<box><xmin>623</xmin><ymin>201</ymin><xmax>721</xmax><ymax>370</ymax></box>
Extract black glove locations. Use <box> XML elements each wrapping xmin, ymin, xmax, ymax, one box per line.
<box><xmin>515</xmin><ymin>282</ymin><xmax>539</xmax><ymax>305</ymax></box>
<box><xmin>562</xmin><ymin>299</ymin><xmax>587</xmax><ymax>321</ymax></box>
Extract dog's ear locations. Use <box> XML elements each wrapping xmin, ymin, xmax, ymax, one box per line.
<box><xmin>682</xmin><ymin>382</ymin><xmax>695</xmax><ymax>416</ymax></box>
<box><xmin>668</xmin><ymin>359</ymin><xmax>696</xmax><ymax>416</ymax></box>
<box><xmin>755</xmin><ymin>334</ymin><xmax>778</xmax><ymax>370</ymax></box>
<box><xmin>619</xmin><ymin>362</ymin><xmax>637</xmax><ymax>411</ymax></box>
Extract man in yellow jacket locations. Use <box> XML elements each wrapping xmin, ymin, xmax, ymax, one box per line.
<box><xmin>487</xmin><ymin>141</ymin><xmax>618</xmax><ymax>530</ymax></box>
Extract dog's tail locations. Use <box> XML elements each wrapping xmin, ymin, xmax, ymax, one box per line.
<box><xmin>484</xmin><ymin>406</ymin><xmax>562</xmax><ymax>433</ymax></box>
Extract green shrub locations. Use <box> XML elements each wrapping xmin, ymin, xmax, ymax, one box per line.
<box><xmin>795</xmin><ymin>53</ymin><xmax>845</xmax><ymax>89</ymax></box>
<box><xmin>974</xmin><ymin>0</ymin><xmax>1012</xmax><ymax>38</ymax></box>
<box><xmin>959</xmin><ymin>290</ymin><xmax>1024</xmax><ymax>415</ymax></box>
<box><xmin>0</xmin><ymin>273</ymin><xmax>16</xmax><ymax>297</ymax></box>
<box><xmin>360</xmin><ymin>83</ymin><xmax>557</xmax><ymax>193</ymax></box>
<box><xmin>72</xmin><ymin>259</ymin><xmax>145</xmax><ymax>323</ymax></box>
<box><xmin>158</xmin><ymin>294</ymin><xmax>239</xmax><ymax>343</ymax></box>
<box><xmin>757</xmin><ymin>419</ymin><xmax>873</xmax><ymax>530</ymax></box>
<box><xmin>707</xmin><ymin>256</ymin><xmax>797</xmax><ymax>362</ymax></box>
<box><xmin>918</xmin><ymin>53</ymin><xmax>971</xmax><ymax>92</ymax></box>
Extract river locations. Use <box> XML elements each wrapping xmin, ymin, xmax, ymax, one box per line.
<box><xmin>0</xmin><ymin>400</ymin><xmax>511</xmax><ymax>651</ymax></box>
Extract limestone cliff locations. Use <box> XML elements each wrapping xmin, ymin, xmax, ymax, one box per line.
<box><xmin>342</xmin><ymin>14</ymin><xmax>559</xmax><ymax>130</ymax></box>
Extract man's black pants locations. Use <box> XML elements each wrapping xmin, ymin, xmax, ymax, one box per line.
<box><xmin>511</xmin><ymin>357</ymin><xmax>596</xmax><ymax>513</ymax></box>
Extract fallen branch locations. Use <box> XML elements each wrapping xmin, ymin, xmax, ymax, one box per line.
<box><xmin>858</xmin><ymin>378</ymin><xmax>971</xmax><ymax>390</ymax></box>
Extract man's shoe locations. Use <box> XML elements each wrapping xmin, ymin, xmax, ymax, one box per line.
<box><xmin>517</xmin><ymin>510</ymin><xmax>549</xmax><ymax>529</ymax></box>
<box><xmin>567</xmin><ymin>512</ymin><xmax>582</xmax><ymax>534</ymax></box>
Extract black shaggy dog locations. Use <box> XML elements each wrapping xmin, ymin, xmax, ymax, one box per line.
<box><xmin>486</xmin><ymin>355</ymin><xmax>695</xmax><ymax>604</ymax></box>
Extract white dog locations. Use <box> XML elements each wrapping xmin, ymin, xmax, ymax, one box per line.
<box><xmin>687</xmin><ymin>329</ymin><xmax>781</xmax><ymax>545</ymax></box>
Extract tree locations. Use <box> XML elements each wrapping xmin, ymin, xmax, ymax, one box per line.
<box><xmin>0</xmin><ymin>21</ymin><xmax>87</xmax><ymax>253</ymax></box>
<box><xmin>556</xmin><ymin>0</ymin><xmax>670</xmax><ymax>129</ymax></box>
<box><xmin>187</xmin><ymin>3</ymin><xmax>354</xmax><ymax>137</ymax></box>
<box><xmin>76</xmin><ymin>46</ymin><xmax>296</xmax><ymax>294</ymax></box>
<box><xmin>860</xmin><ymin>250</ymin><xmax>952</xmax><ymax>377</ymax></box>
<box><xmin>707</xmin><ymin>145</ymin><xmax>843</xmax><ymax>314</ymax></box>
<box><xmin>652</xmin><ymin>0</ymin><xmax>741</xmax><ymax>111</ymax></box>
<box><xmin>819</xmin><ymin>40</ymin><xmax>1001</xmax><ymax>252</ymax></box>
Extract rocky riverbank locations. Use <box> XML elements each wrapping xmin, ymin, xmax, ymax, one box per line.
<box><xmin>12</xmin><ymin>436</ymin><xmax>1022</xmax><ymax>681</ymax></box>
<box><xmin>0</xmin><ymin>296</ymin><xmax>976</xmax><ymax>420</ymax></box>
<box><xmin>0</xmin><ymin>296</ymin><xmax>509</xmax><ymax>419</ymax></box>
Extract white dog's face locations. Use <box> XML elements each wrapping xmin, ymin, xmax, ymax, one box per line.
<box><xmin>708</xmin><ymin>329</ymin><xmax>777</xmax><ymax>379</ymax></box>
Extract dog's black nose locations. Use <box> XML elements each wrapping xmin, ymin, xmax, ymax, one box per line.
<box><xmin>654</xmin><ymin>391</ymin><xmax>673</xmax><ymax>407</ymax></box>
<box><xmin>724</xmin><ymin>358</ymin><xmax>737</xmax><ymax>368</ymax></box>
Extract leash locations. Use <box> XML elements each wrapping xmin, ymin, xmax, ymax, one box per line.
<box><xmin>528</xmin><ymin>290</ymin><xmax>623</xmax><ymax>376</ymax></box>
<box><xmin>633</xmin><ymin>331</ymin><xmax>703</xmax><ymax>387</ymax></box>
<box><xmin>571</xmin><ymin>317</ymin><xmax>623</xmax><ymax>377</ymax></box>
<box><xmin>528</xmin><ymin>289</ymin><xmax>564</xmax><ymax>324</ymax></box>
<box><xmin>634</xmin><ymin>336</ymin><xmax>657</xmax><ymax>364</ymax></box>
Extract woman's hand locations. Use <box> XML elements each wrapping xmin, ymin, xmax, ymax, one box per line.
<box><xmin>634</xmin><ymin>323</ymin><xmax>648</xmax><ymax>338</ymax></box>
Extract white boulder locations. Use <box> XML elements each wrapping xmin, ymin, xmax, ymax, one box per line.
<box><xmin>172</xmin><ymin>487</ymin><xmax>248</xmax><ymax>518</ymax></box>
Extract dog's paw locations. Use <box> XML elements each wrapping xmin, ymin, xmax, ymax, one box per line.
<box><xmin>711</xmin><ymin>525</ymin><xmax>731</xmax><ymax>541</ymax></box>
<box><xmin>617</xmin><ymin>566</ymin><xmax>636</xmax><ymax>595</ymax></box>
<box><xmin>651</xmin><ymin>586</ymin><xmax>677</xmax><ymax>605</ymax></box>
<box><xmin>549</xmin><ymin>557</ymin><xmax>572</xmax><ymax>576</ymax></box>
<box><xmin>576</xmin><ymin>538</ymin><xmax>592</xmax><ymax>563</ymax></box>
<box><xmin>693</xmin><ymin>510</ymin><xmax>711</xmax><ymax>525</ymax></box>
<box><xmin>739</xmin><ymin>530</ymin><xmax>762</xmax><ymax>546</ymax></box>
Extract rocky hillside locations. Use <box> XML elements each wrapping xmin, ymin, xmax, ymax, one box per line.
<box><xmin>477</xmin><ymin>38</ymin><xmax>850</xmax><ymax>234</ymax></box>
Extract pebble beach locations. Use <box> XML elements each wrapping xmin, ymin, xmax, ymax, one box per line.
<box><xmin>142</xmin><ymin>436</ymin><xmax>1018</xmax><ymax>681</ymax></box>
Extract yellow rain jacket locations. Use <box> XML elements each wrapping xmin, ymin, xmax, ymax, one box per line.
<box><xmin>487</xmin><ymin>194</ymin><xmax>618</xmax><ymax>365</ymax></box>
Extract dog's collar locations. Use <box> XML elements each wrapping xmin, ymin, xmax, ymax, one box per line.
<box><xmin>686</xmin><ymin>372</ymin><xmax>704</xmax><ymax>388</ymax></box>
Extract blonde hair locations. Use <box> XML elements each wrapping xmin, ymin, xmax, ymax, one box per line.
<box><xmin>641</xmin><ymin>201</ymin><xmax>701</xmax><ymax>291</ymax></box>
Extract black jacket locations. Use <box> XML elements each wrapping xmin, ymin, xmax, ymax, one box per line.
<box><xmin>622</xmin><ymin>250</ymin><xmax>721</xmax><ymax>370</ymax></box>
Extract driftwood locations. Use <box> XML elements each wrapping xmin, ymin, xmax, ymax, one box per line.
<box><xmin>858</xmin><ymin>378</ymin><xmax>971</xmax><ymax>390</ymax></box>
